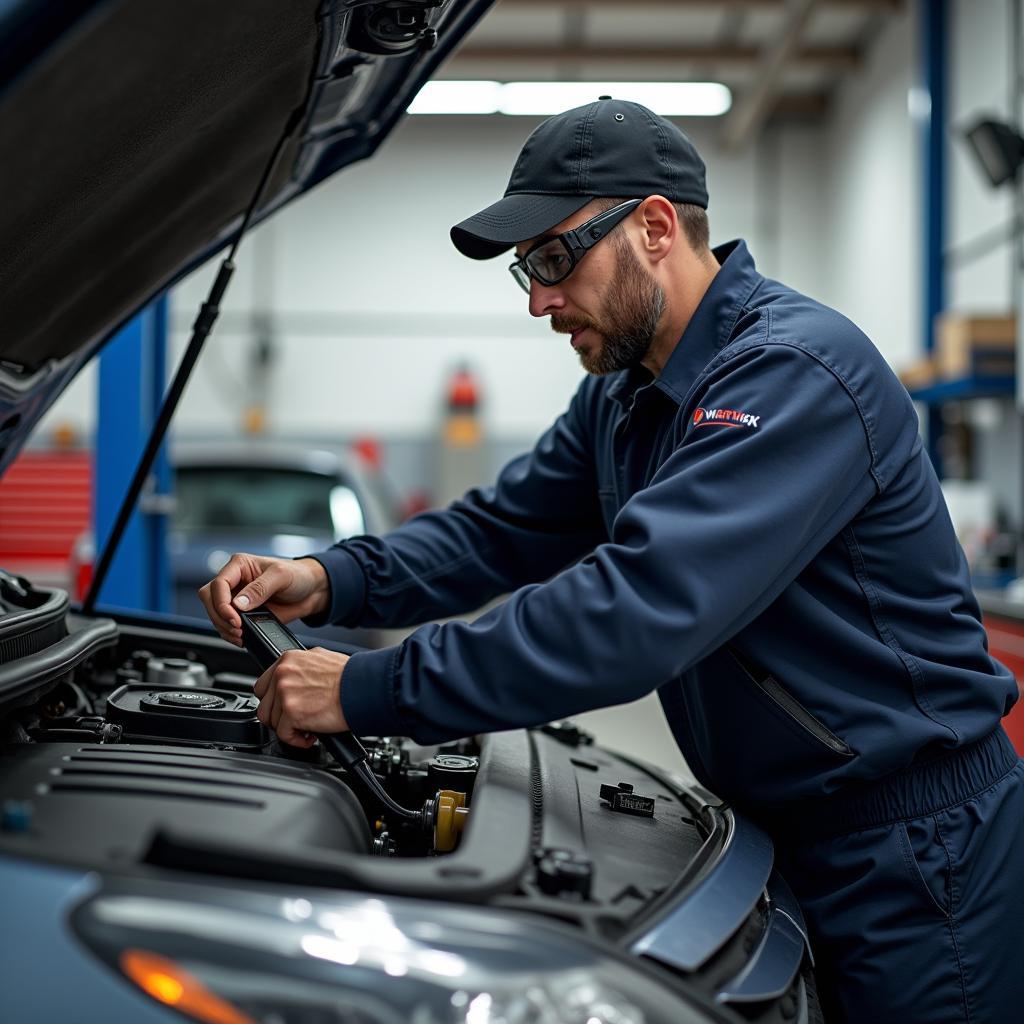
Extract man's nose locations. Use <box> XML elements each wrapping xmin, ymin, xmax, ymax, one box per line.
<box><xmin>528</xmin><ymin>279</ymin><xmax>566</xmax><ymax>318</ymax></box>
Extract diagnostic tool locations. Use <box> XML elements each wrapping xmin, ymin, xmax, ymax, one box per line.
<box><xmin>239</xmin><ymin>608</ymin><xmax>305</xmax><ymax>664</ymax></box>
<box><xmin>239</xmin><ymin>608</ymin><xmax>369</xmax><ymax>767</ymax></box>
<box><xmin>238</xmin><ymin>608</ymin><xmax>419</xmax><ymax>820</ymax></box>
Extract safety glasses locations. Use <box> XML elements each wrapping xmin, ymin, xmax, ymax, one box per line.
<box><xmin>508</xmin><ymin>198</ymin><xmax>643</xmax><ymax>294</ymax></box>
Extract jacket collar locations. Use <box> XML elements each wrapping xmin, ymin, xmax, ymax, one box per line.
<box><xmin>608</xmin><ymin>239</ymin><xmax>762</xmax><ymax>409</ymax></box>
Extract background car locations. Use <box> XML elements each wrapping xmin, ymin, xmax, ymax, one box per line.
<box><xmin>68</xmin><ymin>441</ymin><xmax>400</xmax><ymax>644</ymax></box>
<box><xmin>167</xmin><ymin>441</ymin><xmax>398</xmax><ymax>613</ymax></box>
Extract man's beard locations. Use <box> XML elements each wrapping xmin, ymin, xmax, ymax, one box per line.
<box><xmin>552</xmin><ymin>237</ymin><xmax>667</xmax><ymax>375</ymax></box>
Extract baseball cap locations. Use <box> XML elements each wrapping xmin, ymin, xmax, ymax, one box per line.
<box><xmin>451</xmin><ymin>97</ymin><xmax>708</xmax><ymax>260</ymax></box>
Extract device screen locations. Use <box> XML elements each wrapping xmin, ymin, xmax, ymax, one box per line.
<box><xmin>250</xmin><ymin>613</ymin><xmax>302</xmax><ymax>652</ymax></box>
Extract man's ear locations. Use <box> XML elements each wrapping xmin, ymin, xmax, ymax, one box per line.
<box><xmin>637</xmin><ymin>195</ymin><xmax>677</xmax><ymax>263</ymax></box>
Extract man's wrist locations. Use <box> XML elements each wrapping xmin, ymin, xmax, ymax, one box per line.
<box><xmin>296</xmin><ymin>556</ymin><xmax>331</xmax><ymax>616</ymax></box>
<box><xmin>296</xmin><ymin>548</ymin><xmax>366</xmax><ymax>628</ymax></box>
<box><xmin>336</xmin><ymin>652</ymin><xmax>350</xmax><ymax>732</ymax></box>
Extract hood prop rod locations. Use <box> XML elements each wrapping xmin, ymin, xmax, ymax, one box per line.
<box><xmin>83</xmin><ymin>111</ymin><xmax>301</xmax><ymax>614</ymax></box>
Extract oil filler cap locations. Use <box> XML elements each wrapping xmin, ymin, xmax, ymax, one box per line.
<box><xmin>599</xmin><ymin>782</ymin><xmax>655</xmax><ymax>818</ymax></box>
<box><xmin>107</xmin><ymin>683</ymin><xmax>265</xmax><ymax>748</ymax></box>
<box><xmin>157</xmin><ymin>691</ymin><xmax>226</xmax><ymax>709</ymax></box>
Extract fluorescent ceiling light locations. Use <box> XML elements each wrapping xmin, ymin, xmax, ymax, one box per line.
<box><xmin>407</xmin><ymin>80</ymin><xmax>501</xmax><ymax>115</ymax></box>
<box><xmin>499</xmin><ymin>82</ymin><xmax>731</xmax><ymax>116</ymax></box>
<box><xmin>408</xmin><ymin>81</ymin><xmax>731</xmax><ymax>117</ymax></box>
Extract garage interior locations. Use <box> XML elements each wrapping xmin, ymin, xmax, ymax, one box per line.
<box><xmin>2</xmin><ymin>0</ymin><xmax>1023</xmax><ymax>778</ymax></box>
<box><xmin>5</xmin><ymin>2</ymin><xmax>1024</xmax><ymax>1021</ymax></box>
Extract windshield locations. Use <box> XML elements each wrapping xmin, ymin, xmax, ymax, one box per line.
<box><xmin>174</xmin><ymin>467</ymin><xmax>345</xmax><ymax>535</ymax></box>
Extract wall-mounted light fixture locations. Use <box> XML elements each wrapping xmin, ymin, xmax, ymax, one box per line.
<box><xmin>964</xmin><ymin>118</ymin><xmax>1024</xmax><ymax>188</ymax></box>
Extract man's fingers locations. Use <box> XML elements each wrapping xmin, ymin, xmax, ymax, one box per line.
<box><xmin>276</xmin><ymin>676</ymin><xmax>314</xmax><ymax>747</ymax></box>
<box><xmin>268</xmin><ymin>684</ymin><xmax>285</xmax><ymax>733</ymax></box>
<box><xmin>279</xmin><ymin>721</ymin><xmax>317</xmax><ymax>748</ymax></box>
<box><xmin>254</xmin><ymin>679</ymin><xmax>272</xmax><ymax>729</ymax></box>
<box><xmin>199</xmin><ymin>555</ymin><xmax>251</xmax><ymax>633</ymax></box>
<box><xmin>198</xmin><ymin>553</ymin><xmax>316</xmax><ymax>643</ymax></box>
<box><xmin>213</xmin><ymin>560</ymin><xmax>245</xmax><ymax>621</ymax></box>
<box><xmin>232</xmin><ymin>562</ymin><xmax>290</xmax><ymax>614</ymax></box>
<box><xmin>253</xmin><ymin>666</ymin><xmax>274</xmax><ymax>700</ymax></box>
<box><xmin>256</xmin><ymin>682</ymin><xmax>282</xmax><ymax>732</ymax></box>
<box><xmin>252</xmin><ymin>648</ymin><xmax>348</xmax><ymax>745</ymax></box>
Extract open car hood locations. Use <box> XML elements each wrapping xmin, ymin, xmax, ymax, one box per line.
<box><xmin>0</xmin><ymin>0</ymin><xmax>493</xmax><ymax>474</ymax></box>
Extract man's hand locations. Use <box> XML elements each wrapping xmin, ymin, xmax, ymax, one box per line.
<box><xmin>198</xmin><ymin>554</ymin><xmax>330</xmax><ymax>646</ymax></box>
<box><xmin>253</xmin><ymin>647</ymin><xmax>350</xmax><ymax>747</ymax></box>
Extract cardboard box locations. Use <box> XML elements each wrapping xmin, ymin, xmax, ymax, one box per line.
<box><xmin>935</xmin><ymin>314</ymin><xmax>1016</xmax><ymax>379</ymax></box>
<box><xmin>898</xmin><ymin>357</ymin><xmax>938</xmax><ymax>391</ymax></box>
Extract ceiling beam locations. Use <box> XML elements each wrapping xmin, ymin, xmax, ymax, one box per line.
<box><xmin>451</xmin><ymin>42</ymin><xmax>860</xmax><ymax>69</ymax></box>
<box><xmin>720</xmin><ymin>0</ymin><xmax>824</xmax><ymax>149</ymax></box>
<box><xmin>771</xmin><ymin>92</ymin><xmax>830</xmax><ymax>118</ymax></box>
<box><xmin>717</xmin><ymin>4</ymin><xmax>749</xmax><ymax>47</ymax></box>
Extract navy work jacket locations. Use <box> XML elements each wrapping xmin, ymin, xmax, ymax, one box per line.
<box><xmin>310</xmin><ymin>240</ymin><xmax>1017</xmax><ymax>811</ymax></box>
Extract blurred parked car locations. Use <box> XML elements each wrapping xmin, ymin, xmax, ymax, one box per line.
<box><xmin>71</xmin><ymin>441</ymin><xmax>400</xmax><ymax>642</ymax></box>
<box><xmin>168</xmin><ymin>440</ymin><xmax>398</xmax><ymax>618</ymax></box>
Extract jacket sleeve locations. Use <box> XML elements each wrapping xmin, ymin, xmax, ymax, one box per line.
<box><xmin>303</xmin><ymin>379</ymin><xmax>608</xmax><ymax>629</ymax></box>
<box><xmin>338</xmin><ymin>343</ymin><xmax>881</xmax><ymax>743</ymax></box>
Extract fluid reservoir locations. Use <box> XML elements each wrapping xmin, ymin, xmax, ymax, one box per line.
<box><xmin>427</xmin><ymin>754</ymin><xmax>479</xmax><ymax>800</ymax></box>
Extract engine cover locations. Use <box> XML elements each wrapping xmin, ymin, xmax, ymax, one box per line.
<box><xmin>0</xmin><ymin>743</ymin><xmax>371</xmax><ymax>868</ymax></box>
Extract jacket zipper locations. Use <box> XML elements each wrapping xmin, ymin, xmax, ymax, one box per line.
<box><xmin>729</xmin><ymin>647</ymin><xmax>854</xmax><ymax>757</ymax></box>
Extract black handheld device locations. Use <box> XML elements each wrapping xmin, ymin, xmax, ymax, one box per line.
<box><xmin>239</xmin><ymin>608</ymin><xmax>304</xmax><ymax>662</ymax></box>
<box><xmin>238</xmin><ymin>608</ymin><xmax>369</xmax><ymax>769</ymax></box>
<box><xmin>237</xmin><ymin>609</ymin><xmax>420</xmax><ymax>821</ymax></box>
<box><xmin>237</xmin><ymin>606</ymin><xmax>446</xmax><ymax>828</ymax></box>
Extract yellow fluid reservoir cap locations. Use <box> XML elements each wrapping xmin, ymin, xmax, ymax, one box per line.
<box><xmin>433</xmin><ymin>789</ymin><xmax>469</xmax><ymax>852</ymax></box>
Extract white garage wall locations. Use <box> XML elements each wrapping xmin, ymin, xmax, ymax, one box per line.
<box><xmin>946</xmin><ymin>0</ymin><xmax>1023</xmax><ymax>526</ymax></box>
<box><xmin>948</xmin><ymin>0</ymin><xmax>1015</xmax><ymax>312</ymax></box>
<box><xmin>812</xmin><ymin>0</ymin><xmax>1022</xmax><ymax>530</ymax></box>
<box><xmin>35</xmin><ymin>111</ymin><xmax>827</xmax><ymax>446</ymax></box>
<box><xmin>167</xmin><ymin>114</ymin><xmax>828</xmax><ymax>441</ymax></box>
<box><xmin>36</xmin><ymin>8</ymin><xmax>1013</xmax><ymax>450</ymax></box>
<box><xmin>35</xmin><ymin>359</ymin><xmax>96</xmax><ymax>441</ymax></box>
<box><xmin>810</xmin><ymin>0</ymin><xmax>1019</xmax><ymax>360</ymax></box>
<box><xmin>813</xmin><ymin>2</ymin><xmax>920</xmax><ymax>371</ymax></box>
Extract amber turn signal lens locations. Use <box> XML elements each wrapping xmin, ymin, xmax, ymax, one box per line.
<box><xmin>120</xmin><ymin>949</ymin><xmax>257</xmax><ymax>1024</ymax></box>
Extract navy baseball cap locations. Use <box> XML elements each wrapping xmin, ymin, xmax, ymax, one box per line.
<box><xmin>451</xmin><ymin>97</ymin><xmax>708</xmax><ymax>260</ymax></box>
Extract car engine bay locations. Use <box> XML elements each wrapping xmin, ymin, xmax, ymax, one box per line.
<box><xmin>0</xmin><ymin>570</ymin><xmax>818</xmax><ymax>1022</ymax></box>
<box><xmin>0</xmin><ymin>571</ymin><xmax>707</xmax><ymax>912</ymax></box>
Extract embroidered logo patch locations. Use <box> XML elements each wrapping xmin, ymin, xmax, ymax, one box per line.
<box><xmin>692</xmin><ymin>406</ymin><xmax>760</xmax><ymax>429</ymax></box>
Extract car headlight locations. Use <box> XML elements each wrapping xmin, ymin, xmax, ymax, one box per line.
<box><xmin>71</xmin><ymin>877</ymin><xmax>726</xmax><ymax>1024</ymax></box>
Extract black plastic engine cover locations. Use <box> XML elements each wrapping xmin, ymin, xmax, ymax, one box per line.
<box><xmin>106</xmin><ymin>683</ymin><xmax>267</xmax><ymax>748</ymax></box>
<box><xmin>0</xmin><ymin>743</ymin><xmax>371</xmax><ymax>867</ymax></box>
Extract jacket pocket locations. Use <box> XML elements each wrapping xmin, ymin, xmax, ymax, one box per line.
<box><xmin>728</xmin><ymin>645</ymin><xmax>855</xmax><ymax>758</ymax></box>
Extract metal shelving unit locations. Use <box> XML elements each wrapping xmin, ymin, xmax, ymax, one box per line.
<box><xmin>907</xmin><ymin>376</ymin><xmax>1016</xmax><ymax>405</ymax></box>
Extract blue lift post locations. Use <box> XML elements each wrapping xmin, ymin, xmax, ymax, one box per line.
<box><xmin>93</xmin><ymin>297</ymin><xmax>171</xmax><ymax>613</ymax></box>
<box><xmin>920</xmin><ymin>0</ymin><xmax>948</xmax><ymax>474</ymax></box>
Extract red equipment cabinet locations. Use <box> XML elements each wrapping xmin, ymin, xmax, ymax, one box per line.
<box><xmin>983</xmin><ymin>613</ymin><xmax>1024</xmax><ymax>755</ymax></box>
<box><xmin>0</xmin><ymin>449</ymin><xmax>91</xmax><ymax>589</ymax></box>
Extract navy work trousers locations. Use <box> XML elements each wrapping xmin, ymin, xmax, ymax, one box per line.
<box><xmin>771</xmin><ymin>728</ymin><xmax>1024</xmax><ymax>1022</ymax></box>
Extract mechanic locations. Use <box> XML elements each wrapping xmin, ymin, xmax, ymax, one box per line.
<box><xmin>200</xmin><ymin>99</ymin><xmax>1024</xmax><ymax>1022</ymax></box>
